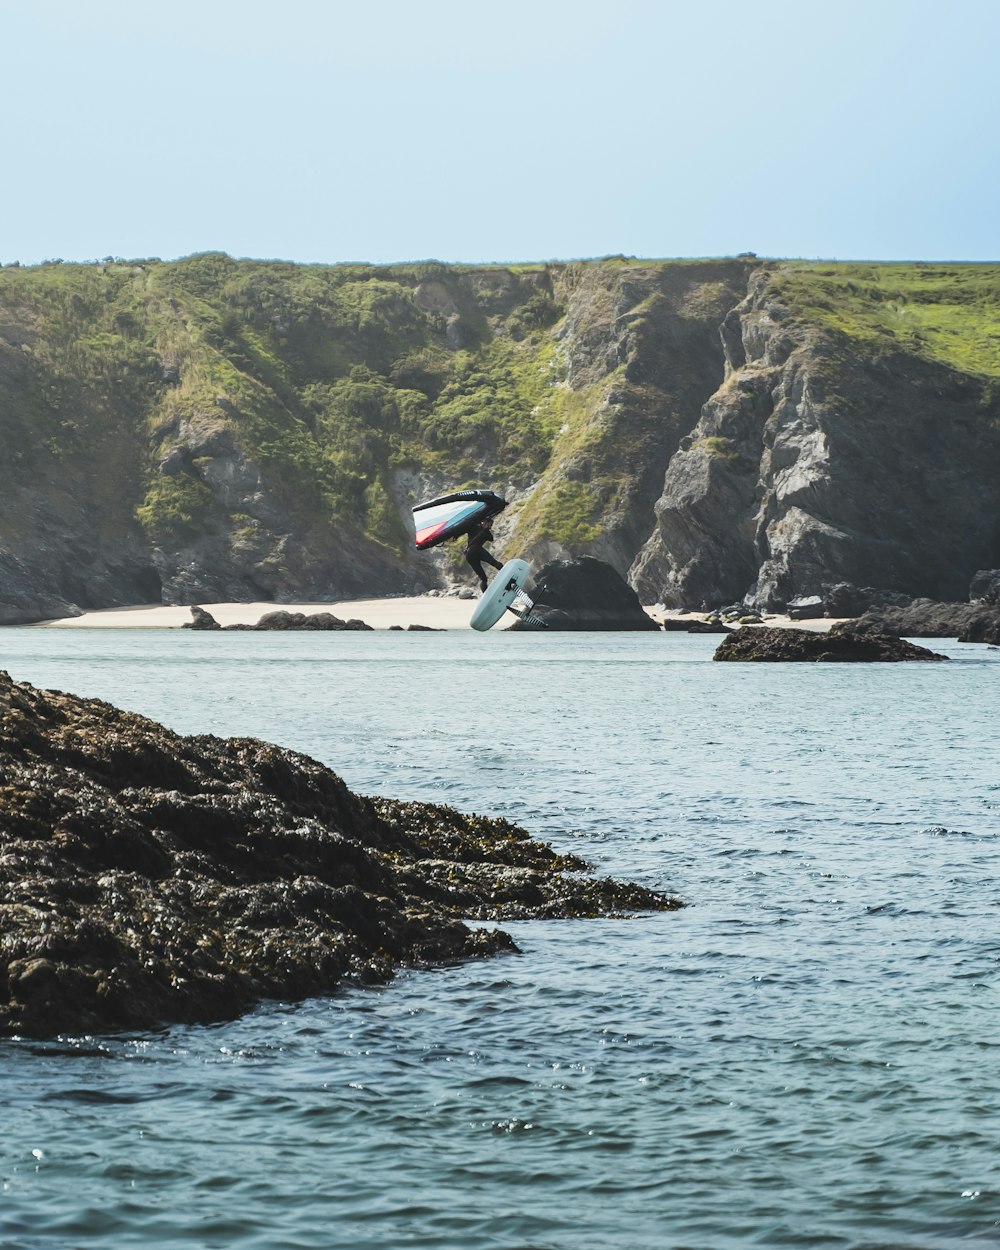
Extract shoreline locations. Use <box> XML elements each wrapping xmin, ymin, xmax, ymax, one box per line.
<box><xmin>28</xmin><ymin>598</ymin><xmax>845</xmax><ymax>632</ymax></box>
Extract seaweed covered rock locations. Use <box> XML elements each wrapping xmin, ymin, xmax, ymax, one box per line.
<box><xmin>511</xmin><ymin>557</ymin><xmax>660</xmax><ymax>630</ymax></box>
<box><xmin>0</xmin><ymin>671</ymin><xmax>678</xmax><ymax>1037</ymax></box>
<box><xmin>713</xmin><ymin>625</ymin><xmax>947</xmax><ymax>662</ymax></box>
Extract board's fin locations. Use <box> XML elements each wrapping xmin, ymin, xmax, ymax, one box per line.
<box><xmin>507</xmin><ymin>589</ymin><xmax>548</xmax><ymax>628</ymax></box>
<box><xmin>507</xmin><ymin>608</ymin><xmax>549</xmax><ymax>628</ymax></box>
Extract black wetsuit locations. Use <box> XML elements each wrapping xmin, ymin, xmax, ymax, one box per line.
<box><xmin>465</xmin><ymin>522</ymin><xmax>503</xmax><ymax>590</ymax></box>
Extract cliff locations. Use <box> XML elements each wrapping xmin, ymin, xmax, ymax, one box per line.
<box><xmin>1</xmin><ymin>255</ymin><xmax>998</xmax><ymax>621</ymax></box>
<box><xmin>630</xmin><ymin>264</ymin><xmax>1000</xmax><ymax>608</ymax></box>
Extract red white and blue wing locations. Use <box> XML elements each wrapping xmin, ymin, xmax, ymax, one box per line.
<box><xmin>412</xmin><ymin>499</ymin><xmax>490</xmax><ymax>549</ymax></box>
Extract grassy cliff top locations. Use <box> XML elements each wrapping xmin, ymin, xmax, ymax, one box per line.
<box><xmin>769</xmin><ymin>261</ymin><xmax>1000</xmax><ymax>378</ymax></box>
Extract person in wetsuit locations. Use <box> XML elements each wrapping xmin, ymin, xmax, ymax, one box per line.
<box><xmin>465</xmin><ymin>512</ymin><xmax>504</xmax><ymax>591</ymax></box>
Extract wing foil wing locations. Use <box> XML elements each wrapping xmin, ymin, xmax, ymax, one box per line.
<box><xmin>412</xmin><ymin>499</ymin><xmax>489</xmax><ymax>549</ymax></box>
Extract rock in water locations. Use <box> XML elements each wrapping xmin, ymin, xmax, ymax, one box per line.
<box><xmin>713</xmin><ymin>625</ymin><xmax>947</xmax><ymax>662</ymax></box>
<box><xmin>183</xmin><ymin>605</ymin><xmax>222</xmax><ymax>630</ymax></box>
<box><xmin>511</xmin><ymin>557</ymin><xmax>660</xmax><ymax>630</ymax></box>
<box><xmin>0</xmin><ymin>671</ymin><xmax>678</xmax><ymax>1037</ymax></box>
<box><xmin>958</xmin><ymin>614</ymin><xmax>1000</xmax><ymax>645</ymax></box>
<box><xmin>183</xmin><ymin>607</ymin><xmax>375</xmax><ymax>631</ymax></box>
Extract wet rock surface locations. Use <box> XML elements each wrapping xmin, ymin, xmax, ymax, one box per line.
<box><xmin>511</xmin><ymin>557</ymin><xmax>660</xmax><ymax>630</ymax></box>
<box><xmin>0</xmin><ymin>671</ymin><xmax>678</xmax><ymax>1038</ymax></box>
<box><xmin>713</xmin><ymin>625</ymin><xmax>947</xmax><ymax>662</ymax></box>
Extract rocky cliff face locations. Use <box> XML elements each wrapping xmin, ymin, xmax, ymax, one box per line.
<box><xmin>630</xmin><ymin>267</ymin><xmax>1000</xmax><ymax>608</ymax></box>
<box><xmin>510</xmin><ymin>260</ymin><xmax>756</xmax><ymax>572</ymax></box>
<box><xmin>2</xmin><ymin>256</ymin><xmax>998</xmax><ymax>621</ymax></box>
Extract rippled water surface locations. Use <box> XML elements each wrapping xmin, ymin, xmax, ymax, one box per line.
<box><xmin>2</xmin><ymin>629</ymin><xmax>1000</xmax><ymax>1249</ymax></box>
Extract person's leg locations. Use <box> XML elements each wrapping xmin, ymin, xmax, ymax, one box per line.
<box><xmin>466</xmin><ymin>550</ymin><xmax>489</xmax><ymax>591</ymax></box>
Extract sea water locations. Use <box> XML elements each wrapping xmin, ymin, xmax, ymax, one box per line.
<box><xmin>1</xmin><ymin>629</ymin><xmax>999</xmax><ymax>1250</ymax></box>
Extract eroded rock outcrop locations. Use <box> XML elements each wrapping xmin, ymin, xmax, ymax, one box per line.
<box><xmin>631</xmin><ymin>270</ymin><xmax>1000</xmax><ymax>611</ymax></box>
<box><xmin>713</xmin><ymin>624</ymin><xmax>947</xmax><ymax>662</ymax></box>
<box><xmin>0</xmin><ymin>671</ymin><xmax>677</xmax><ymax>1037</ymax></box>
<box><xmin>509</xmin><ymin>556</ymin><xmax>660</xmax><ymax>630</ymax></box>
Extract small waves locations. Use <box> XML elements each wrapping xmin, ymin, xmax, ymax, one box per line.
<box><xmin>2</xmin><ymin>630</ymin><xmax>1000</xmax><ymax>1247</ymax></box>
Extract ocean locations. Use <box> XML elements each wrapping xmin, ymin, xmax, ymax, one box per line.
<box><xmin>2</xmin><ymin>628</ymin><xmax>999</xmax><ymax>1249</ymax></box>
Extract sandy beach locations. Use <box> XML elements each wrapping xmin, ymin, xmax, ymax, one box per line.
<box><xmin>32</xmin><ymin>598</ymin><xmax>843</xmax><ymax>632</ymax></box>
<box><xmin>34</xmin><ymin>596</ymin><xmax>483</xmax><ymax>631</ymax></box>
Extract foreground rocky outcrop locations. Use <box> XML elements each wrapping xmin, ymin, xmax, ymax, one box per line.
<box><xmin>0</xmin><ymin>671</ymin><xmax>677</xmax><ymax>1037</ymax></box>
<box><xmin>509</xmin><ymin>557</ymin><xmax>660</xmax><ymax>630</ymax></box>
<box><xmin>713</xmin><ymin>624</ymin><xmax>947</xmax><ymax>662</ymax></box>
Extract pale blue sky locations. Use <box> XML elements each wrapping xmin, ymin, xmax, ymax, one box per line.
<box><xmin>5</xmin><ymin>0</ymin><xmax>998</xmax><ymax>265</ymax></box>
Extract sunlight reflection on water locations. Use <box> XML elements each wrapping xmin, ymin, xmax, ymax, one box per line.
<box><xmin>2</xmin><ymin>629</ymin><xmax>999</xmax><ymax>1248</ymax></box>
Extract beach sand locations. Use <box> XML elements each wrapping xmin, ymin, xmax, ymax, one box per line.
<box><xmin>33</xmin><ymin>599</ymin><xmax>843</xmax><ymax>632</ymax></box>
<box><xmin>34</xmin><ymin>597</ymin><xmax>483</xmax><ymax>630</ymax></box>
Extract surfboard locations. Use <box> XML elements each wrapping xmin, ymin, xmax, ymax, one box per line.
<box><xmin>469</xmin><ymin>559</ymin><xmax>532</xmax><ymax>631</ymax></box>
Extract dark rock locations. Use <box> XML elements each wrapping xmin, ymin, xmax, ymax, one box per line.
<box><xmin>660</xmin><ymin>616</ymin><xmax>733</xmax><ymax>633</ymax></box>
<box><xmin>787</xmin><ymin>595</ymin><xmax>824</xmax><ymax>620</ymax></box>
<box><xmin>510</xmin><ymin>557</ymin><xmax>660</xmax><ymax>631</ymax></box>
<box><xmin>820</xmin><ymin>582</ymin><xmax>914</xmax><ymax>617</ymax></box>
<box><xmin>250</xmin><ymin>610</ymin><xmax>350</xmax><ymax>631</ymax></box>
<box><xmin>183</xmin><ymin>605</ymin><xmax>222</xmax><ymax>630</ymax></box>
<box><xmin>0</xmin><ymin>550</ymin><xmax>82</xmax><ymax>625</ymax></box>
<box><xmin>184</xmin><ymin>609</ymin><xmax>377</xmax><ymax>632</ymax></box>
<box><xmin>713</xmin><ymin>624</ymin><xmax>947</xmax><ymax>662</ymax></box>
<box><xmin>0</xmin><ymin>671</ymin><xmax>679</xmax><ymax>1037</ymax></box>
<box><xmin>847</xmin><ymin>601</ymin><xmax>998</xmax><ymax>639</ymax></box>
<box><xmin>970</xmin><ymin>570</ymin><xmax>1000</xmax><ymax>605</ymax></box>
<box><xmin>958</xmin><ymin>615</ymin><xmax>1000</xmax><ymax>645</ymax></box>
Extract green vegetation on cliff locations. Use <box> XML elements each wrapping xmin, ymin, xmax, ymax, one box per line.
<box><xmin>774</xmin><ymin>263</ymin><xmax>1000</xmax><ymax>379</ymax></box>
<box><xmin>0</xmin><ymin>254</ymin><xmax>571</xmax><ymax>556</ymax></box>
<box><xmin>2</xmin><ymin>252</ymin><xmax>999</xmax><ymax>611</ymax></box>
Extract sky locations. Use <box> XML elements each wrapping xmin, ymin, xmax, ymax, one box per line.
<box><xmin>4</xmin><ymin>0</ymin><xmax>999</xmax><ymax>266</ymax></box>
